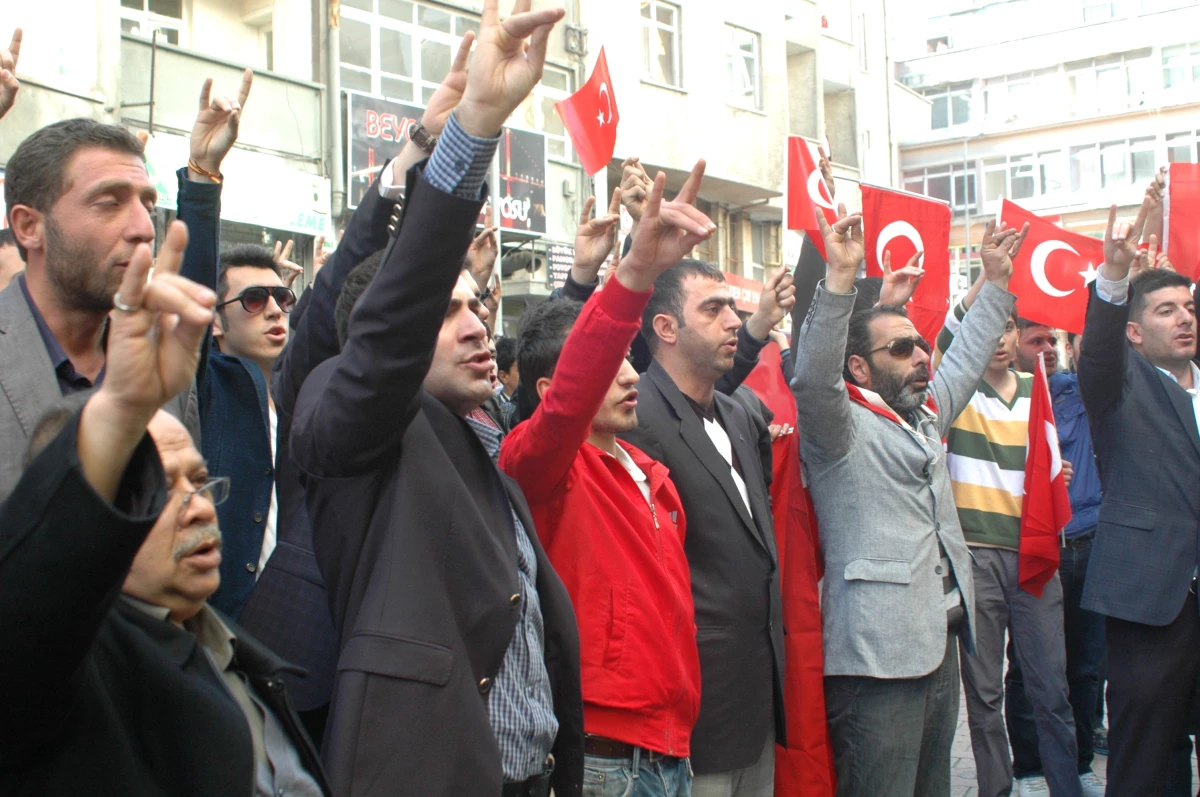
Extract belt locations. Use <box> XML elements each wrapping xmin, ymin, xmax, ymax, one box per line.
<box><xmin>501</xmin><ymin>763</ymin><xmax>554</xmax><ymax>797</ymax></box>
<box><xmin>1062</xmin><ymin>532</ymin><xmax>1095</xmax><ymax>549</ymax></box>
<box><xmin>584</xmin><ymin>735</ymin><xmax>671</xmax><ymax>762</ymax></box>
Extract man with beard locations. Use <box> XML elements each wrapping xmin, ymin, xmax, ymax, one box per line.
<box><xmin>0</xmin><ymin>223</ymin><xmax>328</xmax><ymax>795</ymax></box>
<box><xmin>794</xmin><ymin>206</ymin><xmax>1021</xmax><ymax>797</ymax></box>
<box><xmin>619</xmin><ymin>255</ymin><xmax>794</xmax><ymax>797</ymax></box>
<box><xmin>0</xmin><ymin>117</ymin><xmax>198</xmax><ymax>500</ymax></box>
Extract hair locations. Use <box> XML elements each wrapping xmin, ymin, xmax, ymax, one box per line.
<box><xmin>1130</xmin><ymin>269</ymin><xmax>1194</xmax><ymax>323</ymax></box>
<box><xmin>853</xmin><ymin>277</ymin><xmax>883</xmax><ymax>312</ymax></box>
<box><xmin>0</xmin><ymin>228</ymin><xmax>14</xmax><ymax>249</ymax></box>
<box><xmin>1068</xmin><ymin>330</ymin><xmax>1081</xmax><ymax>347</ymax></box>
<box><xmin>495</xmin><ymin>336</ymin><xmax>519</xmax><ymax>374</ymax></box>
<box><xmin>216</xmin><ymin>245</ymin><xmax>282</xmax><ymax>308</ymax></box>
<box><xmin>1017</xmin><ymin>316</ymin><xmax>1052</xmax><ymax>332</ymax></box>
<box><xmin>4</xmin><ymin>119</ymin><xmax>146</xmax><ymax>260</ymax></box>
<box><xmin>335</xmin><ymin>250</ymin><xmax>387</xmax><ymax>348</ymax></box>
<box><xmin>844</xmin><ymin>304</ymin><xmax>909</xmax><ymax>384</ymax></box>
<box><xmin>517</xmin><ymin>299</ymin><xmax>582</xmax><ymax>411</ymax></box>
<box><xmin>641</xmin><ymin>259</ymin><xmax>726</xmax><ymax>354</ymax></box>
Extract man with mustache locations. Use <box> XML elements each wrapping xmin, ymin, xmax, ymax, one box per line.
<box><xmin>935</xmin><ymin>264</ymin><xmax>1084</xmax><ymax>797</ymax></box>
<box><xmin>500</xmin><ymin>163</ymin><xmax>713</xmax><ymax>796</ymax></box>
<box><xmin>794</xmin><ymin>206</ymin><xmax>1020</xmax><ymax>797</ymax></box>
<box><xmin>0</xmin><ymin>221</ymin><xmax>329</xmax><ymax>796</ymax></box>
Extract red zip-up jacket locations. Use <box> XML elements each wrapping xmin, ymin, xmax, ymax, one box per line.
<box><xmin>499</xmin><ymin>277</ymin><xmax>701</xmax><ymax>757</ymax></box>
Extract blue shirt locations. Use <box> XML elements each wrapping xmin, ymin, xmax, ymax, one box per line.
<box><xmin>17</xmin><ymin>273</ymin><xmax>104</xmax><ymax>394</ymax></box>
<box><xmin>431</xmin><ymin>117</ymin><xmax>558</xmax><ymax>782</ymax></box>
<box><xmin>1050</xmin><ymin>371</ymin><xmax>1101</xmax><ymax>537</ymax></box>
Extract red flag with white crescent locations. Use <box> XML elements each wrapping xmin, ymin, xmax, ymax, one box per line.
<box><xmin>1018</xmin><ymin>352</ymin><xmax>1073</xmax><ymax>598</ymax></box>
<box><xmin>861</xmin><ymin>185</ymin><xmax>952</xmax><ymax>345</ymax></box>
<box><xmin>1000</xmin><ymin>199</ymin><xmax>1103</xmax><ymax>335</ymax></box>
<box><xmin>787</xmin><ymin>137</ymin><xmax>837</xmax><ymax>260</ymax></box>
<box><xmin>554</xmin><ymin>47</ymin><xmax>618</xmax><ymax>175</ymax></box>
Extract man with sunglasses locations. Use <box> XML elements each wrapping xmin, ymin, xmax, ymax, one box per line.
<box><xmin>794</xmin><ymin>207</ymin><xmax>1022</xmax><ymax>797</ymax></box>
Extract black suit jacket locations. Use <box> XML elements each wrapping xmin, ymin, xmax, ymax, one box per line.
<box><xmin>290</xmin><ymin>164</ymin><xmax>583</xmax><ymax>797</ymax></box>
<box><xmin>620</xmin><ymin>361</ymin><xmax>786</xmax><ymax>774</ymax></box>
<box><xmin>0</xmin><ymin>413</ymin><xmax>328</xmax><ymax>796</ymax></box>
<box><xmin>1079</xmin><ymin>283</ymin><xmax>1200</xmax><ymax>625</ymax></box>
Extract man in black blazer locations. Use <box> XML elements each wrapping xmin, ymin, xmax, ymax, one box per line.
<box><xmin>289</xmin><ymin>4</ymin><xmax>583</xmax><ymax>796</ymax></box>
<box><xmin>0</xmin><ymin>224</ymin><xmax>328</xmax><ymax>796</ymax></box>
<box><xmin>1078</xmin><ymin>204</ymin><xmax>1200</xmax><ymax>795</ymax></box>
<box><xmin>620</xmin><ymin>258</ymin><xmax>788</xmax><ymax>797</ymax></box>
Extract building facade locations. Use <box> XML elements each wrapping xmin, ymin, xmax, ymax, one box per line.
<box><xmin>894</xmin><ymin>0</ymin><xmax>1200</xmax><ymax>298</ymax></box>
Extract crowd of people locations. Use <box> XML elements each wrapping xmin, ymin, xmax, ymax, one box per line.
<box><xmin>1</xmin><ymin>5</ymin><xmax>1198</xmax><ymax>797</ymax></box>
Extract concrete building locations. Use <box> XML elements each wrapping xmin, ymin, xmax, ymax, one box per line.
<box><xmin>1</xmin><ymin>0</ymin><xmax>330</xmax><ymax>283</ymax></box>
<box><xmin>893</xmin><ymin>0</ymin><xmax>1200</xmax><ymax>297</ymax></box>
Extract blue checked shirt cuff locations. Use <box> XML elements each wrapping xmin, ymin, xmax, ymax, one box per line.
<box><xmin>424</xmin><ymin>112</ymin><xmax>499</xmax><ymax>200</ymax></box>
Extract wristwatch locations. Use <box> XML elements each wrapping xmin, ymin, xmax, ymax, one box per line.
<box><xmin>407</xmin><ymin>122</ymin><xmax>438</xmax><ymax>154</ymax></box>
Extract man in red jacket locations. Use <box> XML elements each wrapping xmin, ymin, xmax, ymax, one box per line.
<box><xmin>500</xmin><ymin>161</ymin><xmax>715</xmax><ymax>797</ymax></box>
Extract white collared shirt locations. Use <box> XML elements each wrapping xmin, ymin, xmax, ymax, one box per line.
<box><xmin>610</xmin><ymin>442</ymin><xmax>651</xmax><ymax>505</ymax></box>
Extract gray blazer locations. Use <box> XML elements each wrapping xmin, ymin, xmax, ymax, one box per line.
<box><xmin>792</xmin><ymin>280</ymin><xmax>1015</xmax><ymax>679</ymax></box>
<box><xmin>0</xmin><ymin>279</ymin><xmax>197</xmax><ymax>501</ymax></box>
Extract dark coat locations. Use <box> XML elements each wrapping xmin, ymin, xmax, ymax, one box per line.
<box><xmin>0</xmin><ymin>413</ymin><xmax>328</xmax><ymax>796</ymax></box>
<box><xmin>1079</xmin><ymin>284</ymin><xmax>1200</xmax><ymax>625</ymax></box>
<box><xmin>620</xmin><ymin>361</ymin><xmax>786</xmax><ymax>774</ymax></box>
<box><xmin>291</xmin><ymin>164</ymin><xmax>584</xmax><ymax>797</ymax></box>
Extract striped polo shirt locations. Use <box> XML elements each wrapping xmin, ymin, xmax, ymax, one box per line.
<box><xmin>945</xmin><ymin>374</ymin><xmax>1033</xmax><ymax>550</ymax></box>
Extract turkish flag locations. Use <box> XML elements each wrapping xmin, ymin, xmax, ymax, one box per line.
<box><xmin>1165</xmin><ymin>163</ymin><xmax>1200</xmax><ymax>281</ymax></box>
<box><xmin>787</xmin><ymin>137</ymin><xmax>837</xmax><ymax>260</ymax></box>
<box><xmin>861</xmin><ymin>185</ymin><xmax>952</xmax><ymax>344</ymax></box>
<box><xmin>1018</xmin><ymin>353</ymin><xmax>1073</xmax><ymax>598</ymax></box>
<box><xmin>1000</xmin><ymin>200</ymin><xmax>1103</xmax><ymax>335</ymax></box>
<box><xmin>554</xmin><ymin>47</ymin><xmax>618</xmax><ymax>175</ymax></box>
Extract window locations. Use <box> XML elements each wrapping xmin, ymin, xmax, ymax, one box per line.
<box><xmin>902</xmin><ymin>169</ymin><xmax>924</xmax><ymax>196</ymax></box>
<box><xmin>751</xmin><ymin>221</ymin><xmax>781</xmax><ymax>267</ymax></box>
<box><xmin>641</xmin><ymin>1</ymin><xmax>681</xmax><ymax>88</ymax></box>
<box><xmin>952</xmin><ymin>167</ymin><xmax>977</xmax><ymax>212</ymax></box>
<box><xmin>857</xmin><ymin>13</ymin><xmax>868</xmax><ymax>71</ymax></box>
<box><xmin>1130</xmin><ymin>137</ymin><xmax>1157</xmax><ymax>182</ymax></box>
<box><xmin>983</xmin><ymin>157</ymin><xmax>1007</xmax><ymax>201</ymax></box>
<box><xmin>1162</xmin><ymin>42</ymin><xmax>1200</xmax><ymax>94</ymax></box>
<box><xmin>1100</xmin><ymin>140</ymin><xmax>1128</xmax><ymax>188</ymax></box>
<box><xmin>726</xmin><ymin>213</ymin><xmax>743</xmax><ymax>272</ymax></box>
<box><xmin>1038</xmin><ymin>150</ymin><xmax>1067</xmax><ymax>195</ymax></box>
<box><xmin>726</xmin><ymin>26</ymin><xmax>761</xmax><ymax>110</ymax></box>
<box><xmin>925</xmin><ymin>83</ymin><xmax>972</xmax><ymax>130</ymax></box>
<box><xmin>1070</xmin><ymin>144</ymin><xmax>1099</xmax><ymax>192</ymax></box>
<box><xmin>120</xmin><ymin>0</ymin><xmax>183</xmax><ymax>45</ymax></box>
<box><xmin>261</xmin><ymin>27</ymin><xmax>274</xmax><ymax>72</ymax></box>
<box><xmin>925</xmin><ymin>167</ymin><xmax>951</xmax><ymax>204</ymax></box>
<box><xmin>1083</xmin><ymin>1</ymin><xmax>1114</xmax><ymax>22</ymax></box>
<box><xmin>1067</xmin><ymin>61</ymin><xmax>1098</xmax><ymax>117</ymax></box>
<box><xmin>513</xmin><ymin>65</ymin><xmax>574</xmax><ymax>160</ymax></box>
<box><xmin>1168</xmin><ymin>131</ymin><xmax>1198</xmax><ymax>163</ymax></box>
<box><xmin>339</xmin><ymin>0</ymin><xmax>478</xmax><ymax>105</ymax></box>
<box><xmin>1010</xmin><ymin>154</ymin><xmax>1036</xmax><ymax>200</ymax></box>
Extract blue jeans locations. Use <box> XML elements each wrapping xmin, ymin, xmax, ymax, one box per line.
<box><xmin>583</xmin><ymin>750</ymin><xmax>692</xmax><ymax>797</ymax></box>
<box><xmin>1006</xmin><ymin>532</ymin><xmax>1106</xmax><ymax>778</ymax></box>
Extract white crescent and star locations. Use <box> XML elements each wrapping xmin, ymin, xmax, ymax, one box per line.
<box><xmin>596</xmin><ymin>82</ymin><xmax>614</xmax><ymax>126</ymax></box>
<box><xmin>807</xmin><ymin>170</ymin><xmax>836</xmax><ymax>211</ymax></box>
<box><xmin>1029</xmin><ymin>240</ymin><xmax>1080</xmax><ymax>298</ymax></box>
<box><xmin>876</xmin><ymin>221</ymin><xmax>925</xmax><ymax>270</ymax></box>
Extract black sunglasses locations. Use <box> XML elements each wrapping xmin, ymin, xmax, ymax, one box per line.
<box><xmin>216</xmin><ymin>286</ymin><xmax>296</xmax><ymax>315</ymax></box>
<box><xmin>870</xmin><ymin>336</ymin><xmax>932</xmax><ymax>359</ymax></box>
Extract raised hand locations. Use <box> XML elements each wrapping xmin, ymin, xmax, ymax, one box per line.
<box><xmin>465</xmin><ymin>225</ymin><xmax>500</xmax><ymax>291</ymax></box>
<box><xmin>620</xmin><ymin>156</ymin><xmax>653</xmax><ymax>224</ymax></box>
<box><xmin>878</xmin><ymin>249</ymin><xmax>925</xmax><ymax>307</ymax></box>
<box><xmin>273</xmin><ymin>239</ymin><xmax>303</xmax><ymax>288</ymax></box>
<box><xmin>817</xmin><ymin>145</ymin><xmax>836</xmax><ymax>200</ymax></box>
<box><xmin>815</xmin><ymin>204</ymin><xmax>864</xmax><ymax>294</ymax></box>
<box><xmin>573</xmin><ymin>189</ymin><xmax>621</xmax><ymax>283</ymax></box>
<box><xmin>617</xmin><ymin>159</ymin><xmax>716</xmax><ymax>293</ymax></box>
<box><xmin>421</xmin><ymin>31</ymin><xmax>474</xmax><ymax>136</ymax></box>
<box><xmin>454</xmin><ymin>0</ymin><xmax>565</xmax><ymax>138</ymax></box>
<box><xmin>1142</xmin><ymin>166</ymin><xmax>1166</xmax><ymax>246</ymax></box>
<box><xmin>979</xmin><ymin>218</ymin><xmax>1027</xmax><ymax>288</ymax></box>
<box><xmin>746</xmin><ymin>266</ymin><xmax>796</xmax><ymax>340</ymax></box>
<box><xmin>189</xmin><ymin>69</ymin><xmax>253</xmax><ymax>178</ymax></box>
<box><xmin>105</xmin><ymin>221</ymin><xmax>216</xmax><ymax>416</ymax></box>
<box><xmin>1102</xmin><ymin>199</ymin><xmax>1149</xmax><ymax>281</ymax></box>
<box><xmin>0</xmin><ymin>28</ymin><xmax>20</xmax><ymax>120</ymax></box>
<box><xmin>313</xmin><ymin>235</ymin><xmax>331</xmax><ymax>275</ymax></box>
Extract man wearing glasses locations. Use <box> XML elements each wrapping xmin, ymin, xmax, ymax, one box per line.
<box><xmin>793</xmin><ymin>207</ymin><xmax>1023</xmax><ymax>797</ymax></box>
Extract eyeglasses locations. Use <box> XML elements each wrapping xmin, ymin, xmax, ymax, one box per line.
<box><xmin>870</xmin><ymin>336</ymin><xmax>932</xmax><ymax>359</ymax></box>
<box><xmin>169</xmin><ymin>477</ymin><xmax>231</xmax><ymax>514</ymax></box>
<box><xmin>216</xmin><ymin>286</ymin><xmax>297</xmax><ymax>315</ymax></box>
